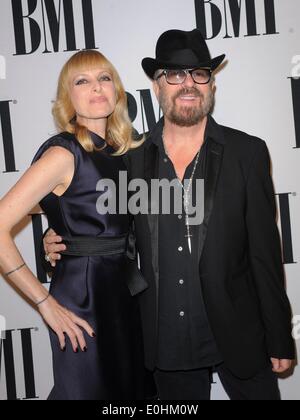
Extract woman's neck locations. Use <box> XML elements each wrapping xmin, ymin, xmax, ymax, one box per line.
<box><xmin>77</xmin><ymin>116</ymin><xmax>107</xmax><ymax>139</ymax></box>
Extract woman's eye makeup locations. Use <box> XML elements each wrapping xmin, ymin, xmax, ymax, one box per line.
<box><xmin>74</xmin><ymin>73</ymin><xmax>112</xmax><ymax>85</ymax></box>
<box><xmin>75</xmin><ymin>78</ymin><xmax>88</xmax><ymax>85</ymax></box>
<box><xmin>98</xmin><ymin>74</ymin><xmax>112</xmax><ymax>82</ymax></box>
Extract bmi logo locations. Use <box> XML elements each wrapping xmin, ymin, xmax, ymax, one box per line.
<box><xmin>289</xmin><ymin>58</ymin><xmax>300</xmax><ymax>149</ymax></box>
<box><xmin>0</xmin><ymin>100</ymin><xmax>18</xmax><ymax>173</ymax></box>
<box><xmin>12</xmin><ymin>0</ymin><xmax>97</xmax><ymax>55</ymax></box>
<box><xmin>0</xmin><ymin>328</ymin><xmax>38</xmax><ymax>399</ymax></box>
<box><xmin>195</xmin><ymin>0</ymin><xmax>279</xmax><ymax>39</ymax></box>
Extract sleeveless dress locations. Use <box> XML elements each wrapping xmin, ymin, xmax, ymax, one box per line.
<box><xmin>32</xmin><ymin>132</ymin><xmax>153</xmax><ymax>400</ymax></box>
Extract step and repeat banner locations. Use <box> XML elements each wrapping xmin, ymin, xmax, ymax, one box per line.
<box><xmin>0</xmin><ymin>0</ymin><xmax>299</xmax><ymax>400</ymax></box>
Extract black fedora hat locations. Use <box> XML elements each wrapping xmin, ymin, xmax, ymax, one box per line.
<box><xmin>142</xmin><ymin>29</ymin><xmax>225</xmax><ymax>80</ymax></box>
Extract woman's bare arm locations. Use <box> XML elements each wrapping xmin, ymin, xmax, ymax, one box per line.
<box><xmin>0</xmin><ymin>146</ymin><xmax>95</xmax><ymax>351</ymax></box>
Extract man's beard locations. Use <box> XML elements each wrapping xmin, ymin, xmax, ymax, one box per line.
<box><xmin>160</xmin><ymin>87</ymin><xmax>215</xmax><ymax>127</ymax></box>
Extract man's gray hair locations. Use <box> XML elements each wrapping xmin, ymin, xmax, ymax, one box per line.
<box><xmin>153</xmin><ymin>69</ymin><xmax>163</xmax><ymax>81</ymax></box>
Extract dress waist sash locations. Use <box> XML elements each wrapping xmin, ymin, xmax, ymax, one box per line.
<box><xmin>60</xmin><ymin>233</ymin><xmax>148</xmax><ymax>297</ymax></box>
<box><xmin>61</xmin><ymin>235</ymin><xmax>128</xmax><ymax>257</ymax></box>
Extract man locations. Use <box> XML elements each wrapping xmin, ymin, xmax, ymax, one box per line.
<box><xmin>44</xmin><ymin>29</ymin><xmax>295</xmax><ymax>400</ymax></box>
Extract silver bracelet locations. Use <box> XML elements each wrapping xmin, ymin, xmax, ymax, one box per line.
<box><xmin>36</xmin><ymin>293</ymin><xmax>50</xmax><ymax>306</ymax></box>
<box><xmin>5</xmin><ymin>262</ymin><xmax>26</xmax><ymax>277</ymax></box>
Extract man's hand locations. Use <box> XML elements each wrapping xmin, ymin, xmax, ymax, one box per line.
<box><xmin>44</xmin><ymin>228</ymin><xmax>66</xmax><ymax>267</ymax></box>
<box><xmin>271</xmin><ymin>358</ymin><xmax>293</xmax><ymax>374</ymax></box>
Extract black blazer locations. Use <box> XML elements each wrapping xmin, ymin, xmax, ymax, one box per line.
<box><xmin>125</xmin><ymin>116</ymin><xmax>295</xmax><ymax>379</ymax></box>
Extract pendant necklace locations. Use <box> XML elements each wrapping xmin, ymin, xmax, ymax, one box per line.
<box><xmin>162</xmin><ymin>131</ymin><xmax>201</xmax><ymax>254</ymax></box>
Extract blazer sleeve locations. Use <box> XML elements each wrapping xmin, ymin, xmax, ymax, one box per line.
<box><xmin>246</xmin><ymin>140</ymin><xmax>295</xmax><ymax>359</ymax></box>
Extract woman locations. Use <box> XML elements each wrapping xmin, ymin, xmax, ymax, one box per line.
<box><xmin>0</xmin><ymin>50</ymin><xmax>152</xmax><ymax>400</ymax></box>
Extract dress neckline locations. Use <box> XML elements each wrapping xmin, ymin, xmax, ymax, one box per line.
<box><xmin>89</xmin><ymin>131</ymin><xmax>115</xmax><ymax>153</ymax></box>
<box><xmin>89</xmin><ymin>131</ymin><xmax>106</xmax><ymax>147</ymax></box>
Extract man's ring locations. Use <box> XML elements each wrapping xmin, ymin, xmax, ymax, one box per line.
<box><xmin>45</xmin><ymin>254</ymin><xmax>51</xmax><ymax>263</ymax></box>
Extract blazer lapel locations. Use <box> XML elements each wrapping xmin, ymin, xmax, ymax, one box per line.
<box><xmin>144</xmin><ymin>142</ymin><xmax>160</xmax><ymax>289</ymax></box>
<box><xmin>197</xmin><ymin>140</ymin><xmax>224</xmax><ymax>263</ymax></box>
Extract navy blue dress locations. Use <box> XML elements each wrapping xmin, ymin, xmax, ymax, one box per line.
<box><xmin>32</xmin><ymin>132</ymin><xmax>151</xmax><ymax>400</ymax></box>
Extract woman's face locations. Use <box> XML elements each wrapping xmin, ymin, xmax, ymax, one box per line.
<box><xmin>69</xmin><ymin>67</ymin><xmax>117</xmax><ymax>123</ymax></box>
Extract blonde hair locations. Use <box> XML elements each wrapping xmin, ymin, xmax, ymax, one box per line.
<box><xmin>52</xmin><ymin>50</ymin><xmax>143</xmax><ymax>155</ymax></box>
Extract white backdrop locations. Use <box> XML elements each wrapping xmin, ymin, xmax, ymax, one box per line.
<box><xmin>0</xmin><ymin>0</ymin><xmax>299</xmax><ymax>400</ymax></box>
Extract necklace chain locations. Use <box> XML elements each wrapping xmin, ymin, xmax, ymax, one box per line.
<box><xmin>162</xmin><ymin>130</ymin><xmax>201</xmax><ymax>254</ymax></box>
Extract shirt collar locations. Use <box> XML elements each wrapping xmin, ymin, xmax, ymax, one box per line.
<box><xmin>149</xmin><ymin>114</ymin><xmax>226</xmax><ymax>150</ymax></box>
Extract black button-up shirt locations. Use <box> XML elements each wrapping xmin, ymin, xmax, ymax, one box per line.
<box><xmin>154</xmin><ymin>117</ymin><xmax>223</xmax><ymax>371</ymax></box>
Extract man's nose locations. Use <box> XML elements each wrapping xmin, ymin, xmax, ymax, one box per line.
<box><xmin>182</xmin><ymin>72</ymin><xmax>196</xmax><ymax>88</ymax></box>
